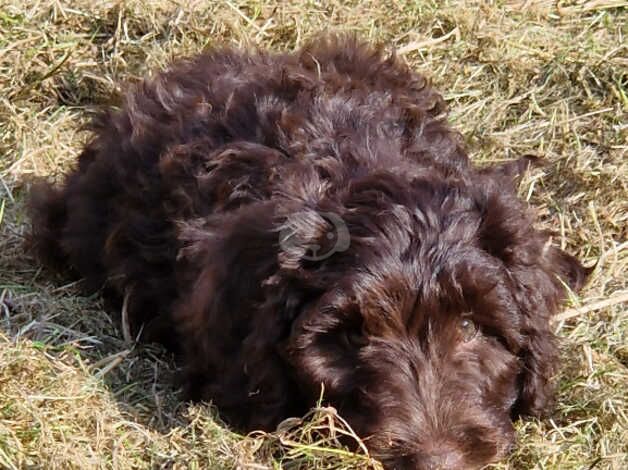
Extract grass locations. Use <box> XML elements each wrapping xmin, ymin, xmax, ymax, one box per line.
<box><xmin>0</xmin><ymin>0</ymin><xmax>626</xmax><ymax>468</ymax></box>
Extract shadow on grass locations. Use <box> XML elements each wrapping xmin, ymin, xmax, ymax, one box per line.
<box><xmin>0</xmin><ymin>191</ymin><xmax>381</xmax><ymax>470</ymax></box>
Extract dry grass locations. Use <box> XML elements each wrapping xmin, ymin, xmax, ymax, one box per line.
<box><xmin>0</xmin><ymin>1</ymin><xmax>626</xmax><ymax>469</ymax></box>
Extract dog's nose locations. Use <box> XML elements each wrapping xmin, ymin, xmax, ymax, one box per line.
<box><xmin>389</xmin><ymin>444</ymin><xmax>467</xmax><ymax>470</ymax></box>
<box><xmin>414</xmin><ymin>442</ymin><xmax>466</xmax><ymax>470</ymax></box>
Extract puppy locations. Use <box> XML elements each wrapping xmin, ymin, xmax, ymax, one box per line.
<box><xmin>29</xmin><ymin>37</ymin><xmax>589</xmax><ymax>469</ymax></box>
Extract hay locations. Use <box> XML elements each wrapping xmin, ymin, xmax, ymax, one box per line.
<box><xmin>1</xmin><ymin>1</ymin><xmax>626</xmax><ymax>468</ymax></box>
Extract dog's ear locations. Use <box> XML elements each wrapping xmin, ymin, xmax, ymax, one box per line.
<box><xmin>513</xmin><ymin>325</ymin><xmax>558</xmax><ymax>417</ymax></box>
<box><xmin>504</xmin><ymin>246</ymin><xmax>563</xmax><ymax>417</ymax></box>
<box><xmin>479</xmin><ymin>155</ymin><xmax>540</xmax><ymax>189</ymax></box>
<box><xmin>509</xmin><ymin>238</ymin><xmax>590</xmax><ymax>417</ymax></box>
<box><xmin>541</xmin><ymin>243</ymin><xmax>592</xmax><ymax>294</ymax></box>
<box><xmin>175</xmin><ymin>202</ymin><xmax>307</xmax><ymax>430</ymax></box>
<box><xmin>477</xmin><ymin>185</ymin><xmax>591</xmax><ymax>417</ymax></box>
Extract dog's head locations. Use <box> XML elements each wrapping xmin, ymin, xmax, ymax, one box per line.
<box><xmin>175</xmin><ymin>153</ymin><xmax>589</xmax><ymax>469</ymax></box>
<box><xmin>275</xmin><ymin>159</ymin><xmax>589</xmax><ymax>468</ymax></box>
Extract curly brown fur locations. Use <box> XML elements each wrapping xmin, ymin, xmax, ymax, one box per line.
<box><xmin>29</xmin><ymin>37</ymin><xmax>589</xmax><ymax>469</ymax></box>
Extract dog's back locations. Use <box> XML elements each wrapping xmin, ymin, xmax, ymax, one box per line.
<box><xmin>29</xmin><ymin>37</ymin><xmax>463</xmax><ymax>344</ymax></box>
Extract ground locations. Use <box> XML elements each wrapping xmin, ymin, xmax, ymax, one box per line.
<box><xmin>0</xmin><ymin>1</ymin><xmax>626</xmax><ymax>469</ymax></box>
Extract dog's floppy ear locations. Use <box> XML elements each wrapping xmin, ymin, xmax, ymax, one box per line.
<box><xmin>541</xmin><ymin>243</ymin><xmax>592</xmax><ymax>294</ymax></box>
<box><xmin>512</xmin><ymin>240</ymin><xmax>591</xmax><ymax>417</ymax></box>
<box><xmin>503</xmin><ymin>242</ymin><xmax>563</xmax><ymax>417</ymax></box>
<box><xmin>513</xmin><ymin>236</ymin><xmax>591</xmax><ymax>417</ymax></box>
<box><xmin>479</xmin><ymin>154</ymin><xmax>540</xmax><ymax>189</ymax></box>
<box><xmin>482</xmin><ymin>237</ymin><xmax>590</xmax><ymax>416</ymax></box>
<box><xmin>477</xmin><ymin>184</ymin><xmax>591</xmax><ymax>417</ymax></box>
<box><xmin>174</xmin><ymin>202</ymin><xmax>308</xmax><ymax>430</ymax></box>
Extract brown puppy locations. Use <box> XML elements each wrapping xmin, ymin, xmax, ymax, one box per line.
<box><xmin>29</xmin><ymin>37</ymin><xmax>589</xmax><ymax>469</ymax></box>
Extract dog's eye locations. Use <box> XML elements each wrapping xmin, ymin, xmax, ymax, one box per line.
<box><xmin>341</xmin><ymin>329</ymin><xmax>368</xmax><ymax>349</ymax></box>
<box><xmin>459</xmin><ymin>318</ymin><xmax>478</xmax><ymax>342</ymax></box>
